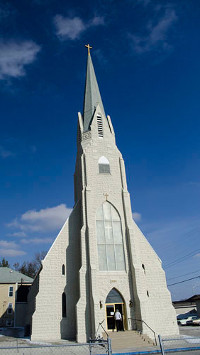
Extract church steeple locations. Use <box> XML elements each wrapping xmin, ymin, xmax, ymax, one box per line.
<box><xmin>83</xmin><ymin>45</ymin><xmax>105</xmax><ymax>132</ymax></box>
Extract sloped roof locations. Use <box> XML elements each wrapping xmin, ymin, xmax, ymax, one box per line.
<box><xmin>83</xmin><ymin>53</ymin><xmax>105</xmax><ymax>132</ymax></box>
<box><xmin>187</xmin><ymin>295</ymin><xmax>200</xmax><ymax>301</ymax></box>
<box><xmin>173</xmin><ymin>294</ymin><xmax>200</xmax><ymax>304</ymax></box>
<box><xmin>0</xmin><ymin>267</ymin><xmax>33</xmax><ymax>283</ymax></box>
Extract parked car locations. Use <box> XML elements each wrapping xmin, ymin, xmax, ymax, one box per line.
<box><xmin>187</xmin><ymin>318</ymin><xmax>200</xmax><ymax>326</ymax></box>
<box><xmin>177</xmin><ymin>315</ymin><xmax>198</xmax><ymax>326</ymax></box>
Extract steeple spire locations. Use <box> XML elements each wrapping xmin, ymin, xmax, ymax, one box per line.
<box><xmin>83</xmin><ymin>45</ymin><xmax>105</xmax><ymax>132</ymax></box>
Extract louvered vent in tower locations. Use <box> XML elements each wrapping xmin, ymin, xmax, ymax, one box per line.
<box><xmin>97</xmin><ymin>114</ymin><xmax>103</xmax><ymax>138</ymax></box>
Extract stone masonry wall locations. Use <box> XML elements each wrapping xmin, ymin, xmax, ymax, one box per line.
<box><xmin>30</xmin><ymin>202</ymin><xmax>81</xmax><ymax>341</ymax></box>
<box><xmin>77</xmin><ymin>105</ymin><xmax>178</xmax><ymax>341</ymax></box>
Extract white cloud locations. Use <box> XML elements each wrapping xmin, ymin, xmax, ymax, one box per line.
<box><xmin>132</xmin><ymin>212</ymin><xmax>142</xmax><ymax>222</ymax></box>
<box><xmin>0</xmin><ymin>41</ymin><xmax>40</xmax><ymax>80</ymax></box>
<box><xmin>54</xmin><ymin>15</ymin><xmax>104</xmax><ymax>40</ymax></box>
<box><xmin>90</xmin><ymin>16</ymin><xmax>104</xmax><ymax>26</ymax></box>
<box><xmin>0</xmin><ymin>240</ymin><xmax>26</xmax><ymax>257</ymax></box>
<box><xmin>54</xmin><ymin>16</ymin><xmax>85</xmax><ymax>40</ymax></box>
<box><xmin>0</xmin><ymin>146</ymin><xmax>14</xmax><ymax>158</ymax></box>
<box><xmin>130</xmin><ymin>9</ymin><xmax>177</xmax><ymax>53</ymax></box>
<box><xmin>21</xmin><ymin>237</ymin><xmax>53</xmax><ymax>244</ymax></box>
<box><xmin>0</xmin><ymin>248</ymin><xmax>26</xmax><ymax>257</ymax></box>
<box><xmin>7</xmin><ymin>204</ymin><xmax>72</xmax><ymax>233</ymax></box>
<box><xmin>8</xmin><ymin>231</ymin><xmax>27</xmax><ymax>237</ymax></box>
<box><xmin>0</xmin><ymin>240</ymin><xmax>18</xmax><ymax>248</ymax></box>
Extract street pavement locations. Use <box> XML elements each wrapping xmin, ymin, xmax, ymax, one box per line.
<box><xmin>162</xmin><ymin>326</ymin><xmax>200</xmax><ymax>355</ymax></box>
<box><xmin>179</xmin><ymin>325</ymin><xmax>200</xmax><ymax>337</ymax></box>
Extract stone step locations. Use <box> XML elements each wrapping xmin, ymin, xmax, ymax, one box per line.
<box><xmin>102</xmin><ymin>331</ymin><xmax>156</xmax><ymax>351</ymax></box>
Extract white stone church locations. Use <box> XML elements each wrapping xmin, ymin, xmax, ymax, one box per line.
<box><xmin>26</xmin><ymin>48</ymin><xmax>178</xmax><ymax>342</ymax></box>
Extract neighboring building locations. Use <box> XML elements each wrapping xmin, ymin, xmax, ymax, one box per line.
<box><xmin>0</xmin><ymin>267</ymin><xmax>33</xmax><ymax>328</ymax></box>
<box><xmin>189</xmin><ymin>295</ymin><xmax>200</xmax><ymax>316</ymax></box>
<box><xmin>173</xmin><ymin>299</ymin><xmax>197</xmax><ymax>318</ymax></box>
<box><xmin>26</xmin><ymin>48</ymin><xmax>179</xmax><ymax>342</ymax></box>
<box><xmin>173</xmin><ymin>295</ymin><xmax>200</xmax><ymax>318</ymax></box>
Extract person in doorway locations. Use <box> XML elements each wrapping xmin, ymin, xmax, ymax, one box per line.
<box><xmin>120</xmin><ymin>314</ymin><xmax>124</xmax><ymax>331</ymax></box>
<box><xmin>114</xmin><ymin>309</ymin><xmax>122</xmax><ymax>332</ymax></box>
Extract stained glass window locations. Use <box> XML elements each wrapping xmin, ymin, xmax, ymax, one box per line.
<box><xmin>96</xmin><ymin>202</ymin><xmax>125</xmax><ymax>271</ymax></box>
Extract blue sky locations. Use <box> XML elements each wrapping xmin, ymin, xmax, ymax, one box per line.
<box><xmin>0</xmin><ymin>0</ymin><xmax>200</xmax><ymax>301</ymax></box>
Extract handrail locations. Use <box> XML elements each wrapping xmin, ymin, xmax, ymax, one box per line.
<box><xmin>95</xmin><ymin>320</ymin><xmax>109</xmax><ymax>339</ymax></box>
<box><xmin>128</xmin><ymin>318</ymin><xmax>157</xmax><ymax>346</ymax></box>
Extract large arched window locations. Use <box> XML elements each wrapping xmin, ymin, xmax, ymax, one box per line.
<box><xmin>96</xmin><ymin>202</ymin><xmax>125</xmax><ymax>271</ymax></box>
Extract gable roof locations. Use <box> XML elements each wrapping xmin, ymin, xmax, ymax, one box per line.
<box><xmin>0</xmin><ymin>267</ymin><xmax>33</xmax><ymax>283</ymax></box>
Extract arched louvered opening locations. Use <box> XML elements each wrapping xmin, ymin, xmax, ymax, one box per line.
<box><xmin>96</xmin><ymin>202</ymin><xmax>125</xmax><ymax>271</ymax></box>
<box><xmin>97</xmin><ymin>113</ymin><xmax>103</xmax><ymax>138</ymax></box>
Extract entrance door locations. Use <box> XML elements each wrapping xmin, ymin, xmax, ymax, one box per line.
<box><xmin>106</xmin><ymin>303</ymin><xmax>125</xmax><ymax>331</ymax></box>
<box><xmin>106</xmin><ymin>304</ymin><xmax>115</xmax><ymax>330</ymax></box>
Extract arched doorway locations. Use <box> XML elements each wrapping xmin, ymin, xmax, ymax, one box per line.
<box><xmin>105</xmin><ymin>288</ymin><xmax>126</xmax><ymax>331</ymax></box>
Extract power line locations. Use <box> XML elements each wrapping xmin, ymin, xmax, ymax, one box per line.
<box><xmin>167</xmin><ymin>269</ymin><xmax>200</xmax><ymax>281</ymax></box>
<box><xmin>165</xmin><ymin>249</ymin><xmax>200</xmax><ymax>268</ymax></box>
<box><xmin>168</xmin><ymin>275</ymin><xmax>200</xmax><ymax>287</ymax></box>
<box><xmin>164</xmin><ymin>248</ymin><xmax>200</xmax><ymax>269</ymax></box>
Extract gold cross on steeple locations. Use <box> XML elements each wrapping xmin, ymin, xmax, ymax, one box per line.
<box><xmin>85</xmin><ymin>44</ymin><xmax>92</xmax><ymax>55</ymax></box>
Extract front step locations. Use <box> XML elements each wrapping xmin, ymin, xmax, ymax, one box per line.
<box><xmin>103</xmin><ymin>331</ymin><xmax>156</xmax><ymax>351</ymax></box>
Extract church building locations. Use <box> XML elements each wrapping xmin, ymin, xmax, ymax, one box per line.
<box><xmin>26</xmin><ymin>46</ymin><xmax>178</xmax><ymax>342</ymax></box>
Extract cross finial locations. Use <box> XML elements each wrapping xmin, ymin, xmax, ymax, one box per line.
<box><xmin>85</xmin><ymin>44</ymin><xmax>92</xmax><ymax>55</ymax></box>
<box><xmin>103</xmin><ymin>193</ymin><xmax>109</xmax><ymax>201</ymax></box>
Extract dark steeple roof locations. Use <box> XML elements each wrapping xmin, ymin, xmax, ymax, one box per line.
<box><xmin>83</xmin><ymin>52</ymin><xmax>105</xmax><ymax>132</ymax></box>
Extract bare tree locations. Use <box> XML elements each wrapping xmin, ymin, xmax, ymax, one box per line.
<box><xmin>13</xmin><ymin>251</ymin><xmax>46</xmax><ymax>279</ymax></box>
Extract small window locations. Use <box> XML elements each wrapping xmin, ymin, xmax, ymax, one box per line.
<box><xmin>7</xmin><ymin>303</ymin><xmax>13</xmax><ymax>314</ymax></box>
<box><xmin>142</xmin><ymin>264</ymin><xmax>146</xmax><ymax>274</ymax></box>
<box><xmin>9</xmin><ymin>286</ymin><xmax>13</xmax><ymax>297</ymax></box>
<box><xmin>62</xmin><ymin>264</ymin><xmax>65</xmax><ymax>275</ymax></box>
<box><xmin>97</xmin><ymin>114</ymin><xmax>103</xmax><ymax>138</ymax></box>
<box><xmin>147</xmin><ymin>291</ymin><xmax>149</xmax><ymax>297</ymax></box>
<box><xmin>6</xmin><ymin>320</ymin><xmax>13</xmax><ymax>327</ymax></box>
<box><xmin>98</xmin><ymin>156</ymin><xmax>110</xmax><ymax>174</ymax></box>
<box><xmin>62</xmin><ymin>293</ymin><xmax>66</xmax><ymax>318</ymax></box>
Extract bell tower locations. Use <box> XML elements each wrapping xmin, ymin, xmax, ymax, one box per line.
<box><xmin>74</xmin><ymin>46</ymin><xmax>178</xmax><ymax>342</ymax></box>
